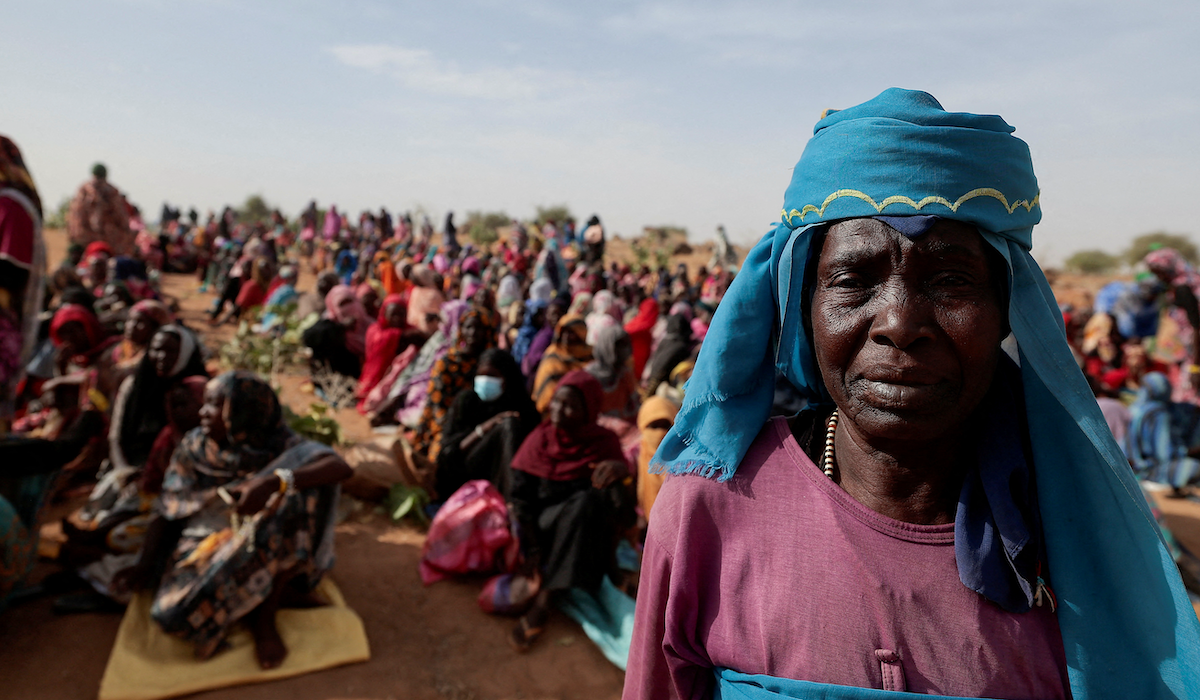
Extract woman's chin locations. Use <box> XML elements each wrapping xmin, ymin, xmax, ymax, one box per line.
<box><xmin>845</xmin><ymin>400</ymin><xmax>965</xmax><ymax>444</ymax></box>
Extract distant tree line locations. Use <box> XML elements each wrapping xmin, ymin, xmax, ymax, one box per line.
<box><xmin>1064</xmin><ymin>231</ymin><xmax>1197</xmax><ymax>274</ymax></box>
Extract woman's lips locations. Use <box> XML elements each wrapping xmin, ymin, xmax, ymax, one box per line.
<box><xmin>852</xmin><ymin>376</ymin><xmax>949</xmax><ymax>409</ymax></box>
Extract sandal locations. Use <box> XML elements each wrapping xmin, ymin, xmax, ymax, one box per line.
<box><xmin>508</xmin><ymin>615</ymin><xmax>545</xmax><ymax>653</ymax></box>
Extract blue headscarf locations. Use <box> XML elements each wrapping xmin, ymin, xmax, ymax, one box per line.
<box><xmin>654</xmin><ymin>88</ymin><xmax>1200</xmax><ymax>699</ymax></box>
<box><xmin>511</xmin><ymin>298</ymin><xmax>548</xmax><ymax>365</ymax></box>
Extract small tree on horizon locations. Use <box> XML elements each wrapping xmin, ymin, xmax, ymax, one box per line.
<box><xmin>238</xmin><ymin>194</ymin><xmax>274</xmax><ymax>225</ymax></box>
<box><xmin>1064</xmin><ymin>249</ymin><xmax>1120</xmax><ymax>274</ymax></box>
<box><xmin>44</xmin><ymin>196</ymin><xmax>70</xmax><ymax>229</ymax></box>
<box><xmin>535</xmin><ymin>205</ymin><xmax>572</xmax><ymax>227</ymax></box>
<box><xmin>1124</xmin><ymin>232</ymin><xmax>1198</xmax><ymax>266</ymax></box>
<box><xmin>464</xmin><ymin>210</ymin><xmax>509</xmax><ymax>247</ymax></box>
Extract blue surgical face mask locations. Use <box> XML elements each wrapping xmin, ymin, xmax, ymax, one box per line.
<box><xmin>474</xmin><ymin>375</ymin><xmax>504</xmax><ymax>402</ymax></box>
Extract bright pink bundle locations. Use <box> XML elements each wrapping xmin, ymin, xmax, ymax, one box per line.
<box><xmin>419</xmin><ymin>480</ymin><xmax>519</xmax><ymax>585</ymax></box>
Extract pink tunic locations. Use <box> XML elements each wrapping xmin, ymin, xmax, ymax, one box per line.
<box><xmin>624</xmin><ymin>417</ymin><xmax>1070</xmax><ymax>700</ymax></box>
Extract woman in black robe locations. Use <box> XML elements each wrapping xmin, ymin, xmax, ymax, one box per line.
<box><xmin>434</xmin><ymin>348</ymin><xmax>540</xmax><ymax>499</ymax></box>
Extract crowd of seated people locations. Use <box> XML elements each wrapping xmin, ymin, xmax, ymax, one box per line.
<box><xmin>1</xmin><ymin>136</ymin><xmax>736</xmax><ymax>666</ymax></box>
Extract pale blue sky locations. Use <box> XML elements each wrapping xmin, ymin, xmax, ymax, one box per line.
<box><xmin>4</xmin><ymin>0</ymin><xmax>1198</xmax><ymax>263</ymax></box>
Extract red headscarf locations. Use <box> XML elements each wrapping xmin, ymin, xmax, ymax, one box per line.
<box><xmin>358</xmin><ymin>294</ymin><xmax>407</xmax><ymax>404</ymax></box>
<box><xmin>50</xmin><ymin>303</ymin><xmax>104</xmax><ymax>349</ymax></box>
<box><xmin>82</xmin><ymin>241</ymin><xmax>114</xmax><ymax>265</ymax></box>
<box><xmin>510</xmin><ymin>370</ymin><xmax>626</xmax><ymax>481</ymax></box>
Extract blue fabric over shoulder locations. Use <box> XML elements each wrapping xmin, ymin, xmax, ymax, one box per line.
<box><xmin>653</xmin><ymin>87</ymin><xmax>1200</xmax><ymax>699</ymax></box>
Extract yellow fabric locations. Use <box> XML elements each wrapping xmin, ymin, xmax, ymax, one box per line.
<box><xmin>636</xmin><ymin>395</ymin><xmax>679</xmax><ymax>521</ymax></box>
<box><xmin>98</xmin><ymin>578</ymin><xmax>369</xmax><ymax>700</ymax></box>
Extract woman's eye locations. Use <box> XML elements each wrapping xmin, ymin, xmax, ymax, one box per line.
<box><xmin>932</xmin><ymin>273</ymin><xmax>973</xmax><ymax>287</ymax></box>
<box><xmin>829</xmin><ymin>274</ymin><xmax>867</xmax><ymax>289</ymax></box>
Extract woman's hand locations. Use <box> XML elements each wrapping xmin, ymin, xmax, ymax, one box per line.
<box><xmin>231</xmin><ymin>473</ymin><xmax>280</xmax><ymax>515</ymax></box>
<box><xmin>461</xmin><ymin>411</ymin><xmax>521</xmax><ymax>449</ymax></box>
<box><xmin>110</xmin><ymin>562</ymin><xmax>154</xmax><ymax>596</ymax></box>
<box><xmin>591</xmin><ymin>459</ymin><xmax>628</xmax><ymax>490</ymax></box>
<box><xmin>481</xmin><ymin>411</ymin><xmax>520</xmax><ymax>433</ymax></box>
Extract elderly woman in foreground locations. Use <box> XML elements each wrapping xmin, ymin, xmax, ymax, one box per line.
<box><xmin>624</xmin><ymin>89</ymin><xmax>1200</xmax><ymax>699</ymax></box>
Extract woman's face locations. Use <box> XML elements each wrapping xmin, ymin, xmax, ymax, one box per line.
<box><xmin>337</xmin><ymin>297</ymin><xmax>357</xmax><ymax>326</ymax></box>
<box><xmin>199</xmin><ymin>383</ymin><xmax>229</xmax><ymax>446</ymax></box>
<box><xmin>88</xmin><ymin>257</ymin><xmax>108</xmax><ymax>283</ymax></box>
<box><xmin>148</xmin><ymin>331</ymin><xmax>182</xmax><ymax>378</ymax></box>
<box><xmin>460</xmin><ymin>316</ymin><xmax>488</xmax><ymax>354</ymax></box>
<box><xmin>545</xmin><ymin>304</ymin><xmax>565</xmax><ymax>330</ymax></box>
<box><xmin>124</xmin><ymin>310</ymin><xmax>158</xmax><ymax>346</ymax></box>
<box><xmin>549</xmin><ymin>386</ymin><xmax>587</xmax><ymax>430</ymax></box>
<box><xmin>360</xmin><ymin>290</ymin><xmax>380</xmax><ymax>319</ymax></box>
<box><xmin>810</xmin><ymin>218</ymin><xmax>1005</xmax><ymax>443</ymax></box>
<box><xmin>56</xmin><ymin>321</ymin><xmax>90</xmax><ymax>357</ymax></box>
<box><xmin>384</xmin><ymin>302</ymin><xmax>406</xmax><ymax>329</ymax></box>
<box><xmin>476</xmin><ymin>360</ymin><xmax>505</xmax><ymax>390</ymax></box>
<box><xmin>167</xmin><ymin>386</ymin><xmax>203</xmax><ymax>431</ymax></box>
<box><xmin>615</xmin><ymin>336</ymin><xmax>633</xmax><ymax>366</ymax></box>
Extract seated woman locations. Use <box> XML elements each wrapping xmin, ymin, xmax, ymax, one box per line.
<box><xmin>510</xmin><ymin>298</ymin><xmax>548</xmax><ymax>367</ymax></box>
<box><xmin>356</xmin><ymin>294</ymin><xmax>424</xmax><ymax>413</ymax></box>
<box><xmin>115</xmin><ymin>371</ymin><xmax>351</xmax><ymax>668</ymax></box>
<box><xmin>1125</xmin><ymin>372</ymin><xmax>1200</xmax><ymax>494</ymax></box>
<box><xmin>531</xmin><ymin>315</ymin><xmax>592</xmax><ymax>414</ymax></box>
<box><xmin>508</xmin><ymin>370</ymin><xmax>634</xmax><ymax>651</ymax></box>
<box><xmin>109</xmin><ymin>299</ymin><xmax>171</xmax><ymax>384</ymax></box>
<box><xmin>410</xmin><ymin>306</ymin><xmax>495</xmax><ymax>464</ymax></box>
<box><xmin>642</xmin><ymin>313</ymin><xmax>693</xmax><ymax>397</ymax></box>
<box><xmin>68</xmin><ymin>325</ymin><xmax>207</xmax><ymax>552</ymax></box>
<box><xmin>368</xmin><ymin>300</ymin><xmax>465</xmax><ymax>426</ymax></box>
<box><xmin>255</xmin><ymin>264</ymin><xmax>299</xmax><ymax>333</ymax></box>
<box><xmin>1101</xmin><ymin>340</ymin><xmax>1171</xmax><ymax>398</ymax></box>
<box><xmin>110</xmin><ymin>256</ymin><xmax>157</xmax><ymax>301</ymax></box>
<box><xmin>625</xmin><ymin>89</ymin><xmax>1200</xmax><ymax>698</ymax></box>
<box><xmin>635</xmin><ymin>394</ymin><xmax>679</xmax><ymax>522</ymax></box>
<box><xmin>434</xmin><ymin>348</ymin><xmax>540</xmax><ymax>499</ymax></box>
<box><xmin>213</xmin><ymin>257</ymin><xmax>273</xmax><ymax>325</ymax></box>
<box><xmin>93</xmin><ymin>280</ymin><xmax>135</xmax><ymax>337</ymax></box>
<box><xmin>586</xmin><ymin>326</ymin><xmax>639</xmax><ymax>421</ymax></box>
<box><xmin>521</xmin><ymin>296</ymin><xmax>568</xmax><ymax>381</ymax></box>
<box><xmin>47</xmin><ymin>303</ymin><xmax>119</xmax><ymax>455</ymax></box>
<box><xmin>301</xmin><ymin>285</ymin><xmax>370</xmax><ymax>404</ymax></box>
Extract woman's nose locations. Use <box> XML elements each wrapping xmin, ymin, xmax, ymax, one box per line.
<box><xmin>868</xmin><ymin>284</ymin><xmax>936</xmax><ymax>351</ymax></box>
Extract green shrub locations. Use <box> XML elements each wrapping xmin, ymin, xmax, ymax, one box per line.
<box><xmin>464</xmin><ymin>210</ymin><xmax>509</xmax><ymax>247</ymax></box>
<box><xmin>283</xmin><ymin>402</ymin><xmax>344</xmax><ymax>447</ymax></box>
<box><xmin>217</xmin><ymin>305</ymin><xmax>306</xmax><ymax>375</ymax></box>
<box><xmin>1125</xmin><ymin>232</ymin><xmax>1198</xmax><ymax>266</ymax></box>
<box><xmin>534</xmin><ymin>205</ymin><xmax>572</xmax><ymax>227</ymax></box>
<box><xmin>1064</xmin><ymin>249</ymin><xmax>1119</xmax><ymax>274</ymax></box>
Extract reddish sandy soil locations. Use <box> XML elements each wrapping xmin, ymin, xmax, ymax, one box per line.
<box><xmin>0</xmin><ymin>230</ymin><xmax>624</xmax><ymax>700</ymax></box>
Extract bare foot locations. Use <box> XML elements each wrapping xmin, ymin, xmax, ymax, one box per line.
<box><xmin>251</xmin><ymin>612</ymin><xmax>288</xmax><ymax>669</ymax></box>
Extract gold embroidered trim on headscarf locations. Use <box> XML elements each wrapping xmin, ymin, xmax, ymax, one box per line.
<box><xmin>781</xmin><ymin>187</ymin><xmax>1040</xmax><ymax>225</ymax></box>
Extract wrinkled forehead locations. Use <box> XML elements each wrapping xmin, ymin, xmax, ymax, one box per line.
<box><xmin>820</xmin><ymin>216</ymin><xmax>994</xmax><ymax>264</ymax></box>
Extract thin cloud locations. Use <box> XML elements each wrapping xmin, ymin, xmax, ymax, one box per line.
<box><xmin>327</xmin><ymin>43</ymin><xmax>588</xmax><ymax>103</ymax></box>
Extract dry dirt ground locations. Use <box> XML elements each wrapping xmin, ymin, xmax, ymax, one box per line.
<box><xmin>0</xmin><ymin>230</ymin><xmax>624</xmax><ymax>700</ymax></box>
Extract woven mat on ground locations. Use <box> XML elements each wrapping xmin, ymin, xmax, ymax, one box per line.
<box><xmin>98</xmin><ymin>578</ymin><xmax>369</xmax><ymax>700</ymax></box>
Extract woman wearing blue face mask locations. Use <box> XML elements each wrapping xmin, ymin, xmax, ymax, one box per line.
<box><xmin>435</xmin><ymin>348</ymin><xmax>541</xmax><ymax>499</ymax></box>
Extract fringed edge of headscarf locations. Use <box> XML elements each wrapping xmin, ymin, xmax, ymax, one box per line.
<box><xmin>646</xmin><ymin>377</ymin><xmax>772</xmax><ymax>482</ymax></box>
<box><xmin>647</xmin><ymin>435</ymin><xmax>733</xmax><ymax>481</ymax></box>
